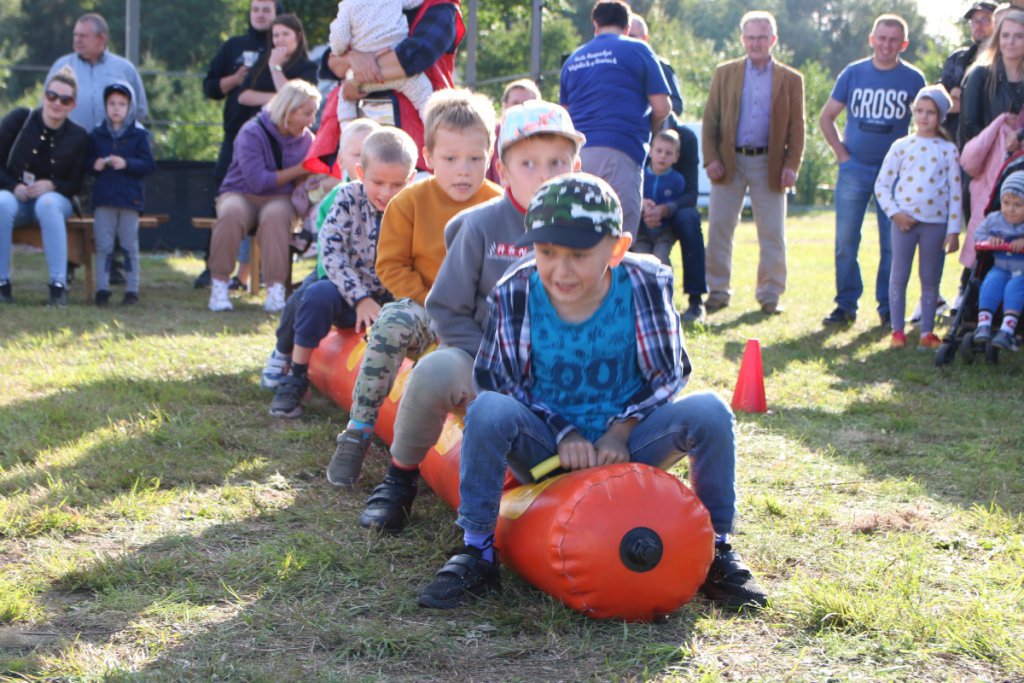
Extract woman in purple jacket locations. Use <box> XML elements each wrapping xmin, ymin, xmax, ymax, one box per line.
<box><xmin>208</xmin><ymin>79</ymin><xmax>320</xmax><ymax>313</ymax></box>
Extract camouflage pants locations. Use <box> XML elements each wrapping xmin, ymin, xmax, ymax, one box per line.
<box><xmin>349</xmin><ymin>298</ymin><xmax>436</xmax><ymax>425</ymax></box>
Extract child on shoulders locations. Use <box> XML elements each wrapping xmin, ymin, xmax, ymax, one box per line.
<box><xmin>326</xmin><ymin>88</ymin><xmax>501</xmax><ymax>488</ymax></box>
<box><xmin>973</xmin><ymin>170</ymin><xmax>1024</xmax><ymax>352</ymax></box>
<box><xmin>874</xmin><ymin>85</ymin><xmax>961</xmax><ymax>350</ymax></box>
<box><xmin>357</xmin><ymin>99</ymin><xmax>585</xmax><ymax>533</ymax></box>
<box><xmin>415</xmin><ymin>173</ymin><xmax>767</xmax><ymax>611</ymax></box>
<box><xmin>635</xmin><ymin>129</ymin><xmax>685</xmax><ymax>267</ymax></box>
<box><xmin>269</xmin><ymin>127</ymin><xmax>419</xmax><ymax>417</ymax></box>
<box><xmin>329</xmin><ymin>0</ymin><xmax>432</xmax><ymax>125</ymax></box>
<box><xmin>87</xmin><ymin>81</ymin><xmax>155</xmax><ymax>306</ymax></box>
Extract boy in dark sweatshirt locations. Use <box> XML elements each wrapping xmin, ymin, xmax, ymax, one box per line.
<box><xmin>87</xmin><ymin>81</ymin><xmax>155</xmax><ymax>305</ymax></box>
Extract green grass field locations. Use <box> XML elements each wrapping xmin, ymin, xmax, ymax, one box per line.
<box><xmin>1</xmin><ymin>211</ymin><xmax>1022</xmax><ymax>682</ymax></box>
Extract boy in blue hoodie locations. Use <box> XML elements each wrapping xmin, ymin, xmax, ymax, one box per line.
<box><xmin>87</xmin><ymin>82</ymin><xmax>155</xmax><ymax>305</ymax></box>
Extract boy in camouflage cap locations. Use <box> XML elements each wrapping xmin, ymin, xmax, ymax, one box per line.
<box><xmin>417</xmin><ymin>173</ymin><xmax>768</xmax><ymax>611</ymax></box>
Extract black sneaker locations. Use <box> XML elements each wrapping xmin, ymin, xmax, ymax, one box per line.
<box><xmin>417</xmin><ymin>545</ymin><xmax>501</xmax><ymax>609</ymax></box>
<box><xmin>327</xmin><ymin>429</ymin><xmax>372</xmax><ymax>485</ymax></box>
<box><xmin>269</xmin><ymin>374</ymin><xmax>308</xmax><ymax>418</ymax></box>
<box><xmin>699</xmin><ymin>542</ymin><xmax>768</xmax><ymax>609</ymax></box>
<box><xmin>991</xmin><ymin>330</ymin><xmax>1019</xmax><ymax>352</ymax></box>
<box><xmin>822</xmin><ymin>306</ymin><xmax>855</xmax><ymax>326</ymax></box>
<box><xmin>227</xmin><ymin>276</ymin><xmax>245</xmax><ymax>291</ymax></box>
<box><xmin>358</xmin><ymin>475</ymin><xmax>417</xmax><ymax>533</ymax></box>
<box><xmin>682</xmin><ymin>300</ymin><xmax>706</xmax><ymax>323</ymax></box>
<box><xmin>193</xmin><ymin>268</ymin><xmax>211</xmax><ymax>289</ymax></box>
<box><xmin>122</xmin><ymin>292</ymin><xmax>139</xmax><ymax>305</ymax></box>
<box><xmin>878</xmin><ymin>311</ymin><xmax>891</xmax><ymax>328</ymax></box>
<box><xmin>0</xmin><ymin>280</ymin><xmax>12</xmax><ymax>304</ymax></box>
<box><xmin>95</xmin><ymin>289</ymin><xmax>112</xmax><ymax>306</ymax></box>
<box><xmin>47</xmin><ymin>282</ymin><xmax>68</xmax><ymax>308</ymax></box>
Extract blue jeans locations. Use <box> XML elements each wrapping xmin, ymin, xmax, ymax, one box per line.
<box><xmin>274</xmin><ymin>271</ymin><xmax>319</xmax><ymax>355</ymax></box>
<box><xmin>457</xmin><ymin>391</ymin><xmax>737</xmax><ymax>536</ymax></box>
<box><xmin>671</xmin><ymin>206</ymin><xmax>707</xmax><ymax>296</ymax></box>
<box><xmin>0</xmin><ymin>190</ymin><xmax>72</xmax><ymax>285</ymax></box>
<box><xmin>834</xmin><ymin>159</ymin><xmax>891</xmax><ymax>316</ymax></box>
<box><xmin>979</xmin><ymin>265</ymin><xmax>1024</xmax><ymax>313</ymax></box>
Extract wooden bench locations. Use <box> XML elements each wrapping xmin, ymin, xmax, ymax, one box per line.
<box><xmin>191</xmin><ymin>217</ymin><xmax>299</xmax><ymax>295</ymax></box>
<box><xmin>12</xmin><ymin>214</ymin><xmax>168</xmax><ymax>300</ymax></box>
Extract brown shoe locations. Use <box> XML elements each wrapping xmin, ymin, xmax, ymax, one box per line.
<box><xmin>705</xmin><ymin>297</ymin><xmax>729</xmax><ymax>313</ymax></box>
<box><xmin>760</xmin><ymin>302</ymin><xmax>783</xmax><ymax>315</ymax></box>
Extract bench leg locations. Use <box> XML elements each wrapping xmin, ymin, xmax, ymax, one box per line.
<box><xmin>249</xmin><ymin>239</ymin><xmax>261</xmax><ymax>294</ymax></box>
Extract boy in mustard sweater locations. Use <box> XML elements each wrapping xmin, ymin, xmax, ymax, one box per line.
<box><xmin>327</xmin><ymin>88</ymin><xmax>501</xmax><ymax>488</ymax></box>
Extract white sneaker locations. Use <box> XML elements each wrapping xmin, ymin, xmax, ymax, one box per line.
<box><xmin>909</xmin><ymin>301</ymin><xmax>922</xmax><ymax>325</ymax></box>
<box><xmin>208</xmin><ymin>279</ymin><xmax>233</xmax><ymax>311</ymax></box>
<box><xmin>260</xmin><ymin>349</ymin><xmax>291</xmax><ymax>390</ymax></box>
<box><xmin>264</xmin><ymin>283</ymin><xmax>286</xmax><ymax>313</ymax></box>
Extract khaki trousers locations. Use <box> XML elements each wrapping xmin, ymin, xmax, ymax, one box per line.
<box><xmin>705</xmin><ymin>154</ymin><xmax>786</xmax><ymax>306</ymax></box>
<box><xmin>209</xmin><ymin>192</ymin><xmax>296</xmax><ymax>284</ymax></box>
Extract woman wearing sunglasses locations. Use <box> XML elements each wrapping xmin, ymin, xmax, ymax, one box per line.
<box><xmin>0</xmin><ymin>66</ymin><xmax>89</xmax><ymax>306</ymax></box>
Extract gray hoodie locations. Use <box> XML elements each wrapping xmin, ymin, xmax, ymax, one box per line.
<box><xmin>427</xmin><ymin>193</ymin><xmax>532</xmax><ymax>356</ymax></box>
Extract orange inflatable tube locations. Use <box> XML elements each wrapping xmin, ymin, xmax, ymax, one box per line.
<box><xmin>309</xmin><ymin>328</ymin><xmax>715</xmax><ymax>621</ymax></box>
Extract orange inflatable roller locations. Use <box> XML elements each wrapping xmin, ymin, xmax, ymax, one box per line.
<box><xmin>309</xmin><ymin>328</ymin><xmax>716</xmax><ymax>621</ymax></box>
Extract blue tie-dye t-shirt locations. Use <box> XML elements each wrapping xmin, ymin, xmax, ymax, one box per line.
<box><xmin>528</xmin><ymin>267</ymin><xmax>644</xmax><ymax>442</ymax></box>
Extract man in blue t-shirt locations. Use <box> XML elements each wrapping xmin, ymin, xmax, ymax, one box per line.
<box><xmin>819</xmin><ymin>14</ymin><xmax>925</xmax><ymax>327</ymax></box>
<box><xmin>560</xmin><ymin>0</ymin><xmax>671</xmax><ymax>238</ymax></box>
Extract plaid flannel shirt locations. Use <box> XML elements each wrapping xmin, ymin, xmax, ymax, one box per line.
<box><xmin>394</xmin><ymin>4</ymin><xmax>459</xmax><ymax>76</ymax></box>
<box><xmin>474</xmin><ymin>253</ymin><xmax>692</xmax><ymax>444</ymax></box>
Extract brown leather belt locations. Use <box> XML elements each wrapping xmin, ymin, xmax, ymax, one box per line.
<box><xmin>735</xmin><ymin>146</ymin><xmax>768</xmax><ymax>156</ymax></box>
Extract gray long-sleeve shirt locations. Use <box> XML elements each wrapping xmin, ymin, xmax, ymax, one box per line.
<box><xmin>426</xmin><ymin>194</ymin><xmax>530</xmax><ymax>356</ymax></box>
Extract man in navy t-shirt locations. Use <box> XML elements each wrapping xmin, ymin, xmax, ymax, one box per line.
<box><xmin>819</xmin><ymin>14</ymin><xmax>925</xmax><ymax>327</ymax></box>
<box><xmin>560</xmin><ymin>0</ymin><xmax>671</xmax><ymax>237</ymax></box>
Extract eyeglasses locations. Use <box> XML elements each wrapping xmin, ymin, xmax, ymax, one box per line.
<box><xmin>44</xmin><ymin>90</ymin><xmax>75</xmax><ymax>106</ymax></box>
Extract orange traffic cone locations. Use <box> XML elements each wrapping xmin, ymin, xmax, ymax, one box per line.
<box><xmin>731</xmin><ymin>339</ymin><xmax>767</xmax><ymax>414</ymax></box>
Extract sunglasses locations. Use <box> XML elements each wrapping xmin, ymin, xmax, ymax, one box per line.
<box><xmin>44</xmin><ymin>90</ymin><xmax>75</xmax><ymax>106</ymax></box>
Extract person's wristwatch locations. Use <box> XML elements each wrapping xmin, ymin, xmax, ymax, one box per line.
<box><xmin>271</xmin><ymin>64</ymin><xmax>283</xmax><ymax>72</ymax></box>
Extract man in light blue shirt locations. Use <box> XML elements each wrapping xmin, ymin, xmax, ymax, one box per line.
<box><xmin>46</xmin><ymin>13</ymin><xmax>149</xmax><ymax>132</ymax></box>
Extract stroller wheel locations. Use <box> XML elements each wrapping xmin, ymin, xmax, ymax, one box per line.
<box><xmin>958</xmin><ymin>333</ymin><xmax>976</xmax><ymax>364</ymax></box>
<box><xmin>935</xmin><ymin>342</ymin><xmax>956</xmax><ymax>367</ymax></box>
<box><xmin>985</xmin><ymin>343</ymin><xmax>1000</xmax><ymax>365</ymax></box>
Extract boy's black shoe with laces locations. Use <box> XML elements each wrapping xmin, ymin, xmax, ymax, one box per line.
<box><xmin>698</xmin><ymin>542</ymin><xmax>768</xmax><ymax>609</ymax></box>
<box><xmin>358</xmin><ymin>474</ymin><xmax>417</xmax><ymax>532</ymax></box>
<box><xmin>417</xmin><ymin>545</ymin><xmax>501</xmax><ymax>609</ymax></box>
<box><xmin>269</xmin><ymin>374</ymin><xmax>308</xmax><ymax>418</ymax></box>
<box><xmin>95</xmin><ymin>289</ymin><xmax>112</xmax><ymax>306</ymax></box>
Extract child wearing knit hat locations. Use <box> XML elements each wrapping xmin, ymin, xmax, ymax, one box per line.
<box><xmin>874</xmin><ymin>84</ymin><xmax>962</xmax><ymax>350</ymax></box>
<box><xmin>972</xmin><ymin>169</ymin><xmax>1024</xmax><ymax>351</ymax></box>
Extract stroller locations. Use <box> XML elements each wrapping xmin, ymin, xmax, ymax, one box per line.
<box><xmin>936</xmin><ymin>242</ymin><xmax>1016</xmax><ymax>366</ymax></box>
<box><xmin>936</xmin><ymin>149</ymin><xmax>1024</xmax><ymax>366</ymax></box>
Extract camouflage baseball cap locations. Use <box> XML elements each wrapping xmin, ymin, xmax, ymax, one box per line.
<box><xmin>516</xmin><ymin>173</ymin><xmax>623</xmax><ymax>249</ymax></box>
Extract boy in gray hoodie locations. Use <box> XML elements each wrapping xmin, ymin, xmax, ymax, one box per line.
<box><xmin>357</xmin><ymin>100</ymin><xmax>585</xmax><ymax>533</ymax></box>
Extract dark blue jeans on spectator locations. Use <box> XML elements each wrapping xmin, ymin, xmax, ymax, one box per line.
<box><xmin>670</xmin><ymin>206</ymin><xmax>707</xmax><ymax>297</ymax></box>
<box><xmin>833</xmin><ymin>158</ymin><xmax>892</xmax><ymax>318</ymax></box>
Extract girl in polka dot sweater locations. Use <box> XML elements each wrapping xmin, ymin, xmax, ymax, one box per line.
<box><xmin>875</xmin><ymin>85</ymin><xmax>962</xmax><ymax>350</ymax></box>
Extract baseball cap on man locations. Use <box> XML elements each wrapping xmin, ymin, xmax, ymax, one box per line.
<box><xmin>498</xmin><ymin>100</ymin><xmax>586</xmax><ymax>159</ymax></box>
<box><xmin>516</xmin><ymin>173</ymin><xmax>622</xmax><ymax>249</ymax></box>
<box><xmin>964</xmin><ymin>1</ymin><xmax>997</xmax><ymax>19</ymax></box>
